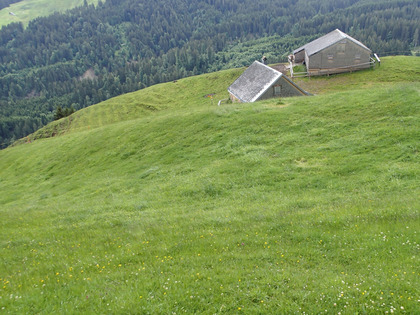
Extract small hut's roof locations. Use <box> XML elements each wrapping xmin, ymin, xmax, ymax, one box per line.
<box><xmin>228</xmin><ymin>61</ymin><xmax>308</xmax><ymax>102</ymax></box>
<box><xmin>228</xmin><ymin>61</ymin><xmax>281</xmax><ymax>102</ymax></box>
<box><xmin>293</xmin><ymin>29</ymin><xmax>371</xmax><ymax>57</ymax></box>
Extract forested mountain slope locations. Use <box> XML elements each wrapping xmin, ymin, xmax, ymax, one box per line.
<box><xmin>1</xmin><ymin>0</ymin><xmax>419</xmax><ymax>148</ymax></box>
<box><xmin>0</xmin><ymin>0</ymin><xmax>20</xmax><ymax>11</ymax></box>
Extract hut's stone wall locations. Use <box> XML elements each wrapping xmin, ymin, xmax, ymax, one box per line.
<box><xmin>258</xmin><ymin>76</ymin><xmax>306</xmax><ymax>100</ymax></box>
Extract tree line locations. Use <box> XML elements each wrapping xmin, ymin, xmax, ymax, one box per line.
<box><xmin>1</xmin><ymin>0</ymin><xmax>419</xmax><ymax>148</ymax></box>
<box><xmin>0</xmin><ymin>0</ymin><xmax>20</xmax><ymax>11</ymax></box>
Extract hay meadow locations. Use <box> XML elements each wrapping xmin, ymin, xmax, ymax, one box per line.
<box><xmin>0</xmin><ymin>56</ymin><xmax>419</xmax><ymax>313</ymax></box>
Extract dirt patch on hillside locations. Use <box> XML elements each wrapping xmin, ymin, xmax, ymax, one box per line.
<box><xmin>26</xmin><ymin>89</ymin><xmax>40</xmax><ymax>99</ymax></box>
<box><xmin>80</xmin><ymin>68</ymin><xmax>97</xmax><ymax>81</ymax></box>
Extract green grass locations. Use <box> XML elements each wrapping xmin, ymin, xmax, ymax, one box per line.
<box><xmin>0</xmin><ymin>0</ymin><xmax>98</xmax><ymax>28</ymax></box>
<box><xmin>0</xmin><ymin>56</ymin><xmax>419</xmax><ymax>313</ymax></box>
<box><xmin>292</xmin><ymin>64</ymin><xmax>307</xmax><ymax>74</ymax></box>
<box><xmin>21</xmin><ymin>68</ymin><xmax>243</xmax><ymax>141</ymax></box>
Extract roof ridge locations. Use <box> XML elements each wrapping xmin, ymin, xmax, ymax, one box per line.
<box><xmin>338</xmin><ymin>30</ymin><xmax>371</xmax><ymax>52</ymax></box>
<box><xmin>335</xmin><ymin>29</ymin><xmax>346</xmax><ymax>38</ymax></box>
<box><xmin>293</xmin><ymin>29</ymin><xmax>371</xmax><ymax>56</ymax></box>
<box><xmin>250</xmin><ymin>61</ymin><xmax>282</xmax><ymax>102</ymax></box>
<box><xmin>255</xmin><ymin>60</ymin><xmax>282</xmax><ymax>74</ymax></box>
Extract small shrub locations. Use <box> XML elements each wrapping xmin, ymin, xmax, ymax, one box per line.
<box><xmin>54</xmin><ymin>105</ymin><xmax>75</xmax><ymax>120</ymax></box>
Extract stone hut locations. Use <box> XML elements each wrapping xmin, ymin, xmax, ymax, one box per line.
<box><xmin>228</xmin><ymin>61</ymin><xmax>309</xmax><ymax>103</ymax></box>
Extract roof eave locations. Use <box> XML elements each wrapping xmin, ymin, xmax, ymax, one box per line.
<box><xmin>228</xmin><ymin>88</ymin><xmax>247</xmax><ymax>103</ymax></box>
<box><xmin>293</xmin><ymin>47</ymin><xmax>305</xmax><ymax>55</ymax></box>
<box><xmin>282</xmin><ymin>75</ymin><xmax>312</xmax><ymax>96</ymax></box>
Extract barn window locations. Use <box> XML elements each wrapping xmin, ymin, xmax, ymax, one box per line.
<box><xmin>274</xmin><ymin>85</ymin><xmax>282</xmax><ymax>96</ymax></box>
<box><xmin>337</xmin><ymin>40</ymin><xmax>346</xmax><ymax>53</ymax></box>
<box><xmin>327</xmin><ymin>54</ymin><xmax>334</xmax><ymax>60</ymax></box>
<box><xmin>355</xmin><ymin>53</ymin><xmax>361</xmax><ymax>60</ymax></box>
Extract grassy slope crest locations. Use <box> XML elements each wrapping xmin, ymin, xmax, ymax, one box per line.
<box><xmin>0</xmin><ymin>56</ymin><xmax>419</xmax><ymax>313</ymax></box>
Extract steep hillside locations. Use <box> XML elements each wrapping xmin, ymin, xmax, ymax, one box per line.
<box><xmin>0</xmin><ymin>57</ymin><xmax>419</xmax><ymax>313</ymax></box>
<box><xmin>19</xmin><ymin>68</ymin><xmax>243</xmax><ymax>141</ymax></box>
<box><xmin>20</xmin><ymin>56</ymin><xmax>420</xmax><ymax>141</ymax></box>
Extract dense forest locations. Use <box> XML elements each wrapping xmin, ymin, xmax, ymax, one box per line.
<box><xmin>1</xmin><ymin>0</ymin><xmax>419</xmax><ymax>148</ymax></box>
<box><xmin>0</xmin><ymin>0</ymin><xmax>21</xmax><ymax>11</ymax></box>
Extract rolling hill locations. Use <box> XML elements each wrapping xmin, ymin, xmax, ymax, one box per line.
<box><xmin>1</xmin><ymin>0</ymin><xmax>418</xmax><ymax>148</ymax></box>
<box><xmin>0</xmin><ymin>56</ymin><xmax>419</xmax><ymax>313</ymax></box>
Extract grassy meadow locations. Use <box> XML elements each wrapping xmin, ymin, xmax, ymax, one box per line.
<box><xmin>0</xmin><ymin>56</ymin><xmax>419</xmax><ymax>313</ymax></box>
<box><xmin>0</xmin><ymin>0</ymin><xmax>98</xmax><ymax>28</ymax></box>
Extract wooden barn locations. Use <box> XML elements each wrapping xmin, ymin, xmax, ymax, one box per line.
<box><xmin>293</xmin><ymin>29</ymin><xmax>372</xmax><ymax>76</ymax></box>
<box><xmin>228</xmin><ymin>61</ymin><xmax>309</xmax><ymax>103</ymax></box>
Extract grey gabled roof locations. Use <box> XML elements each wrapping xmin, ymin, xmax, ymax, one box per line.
<box><xmin>228</xmin><ymin>61</ymin><xmax>282</xmax><ymax>103</ymax></box>
<box><xmin>228</xmin><ymin>61</ymin><xmax>309</xmax><ymax>102</ymax></box>
<box><xmin>293</xmin><ymin>29</ymin><xmax>371</xmax><ymax>57</ymax></box>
